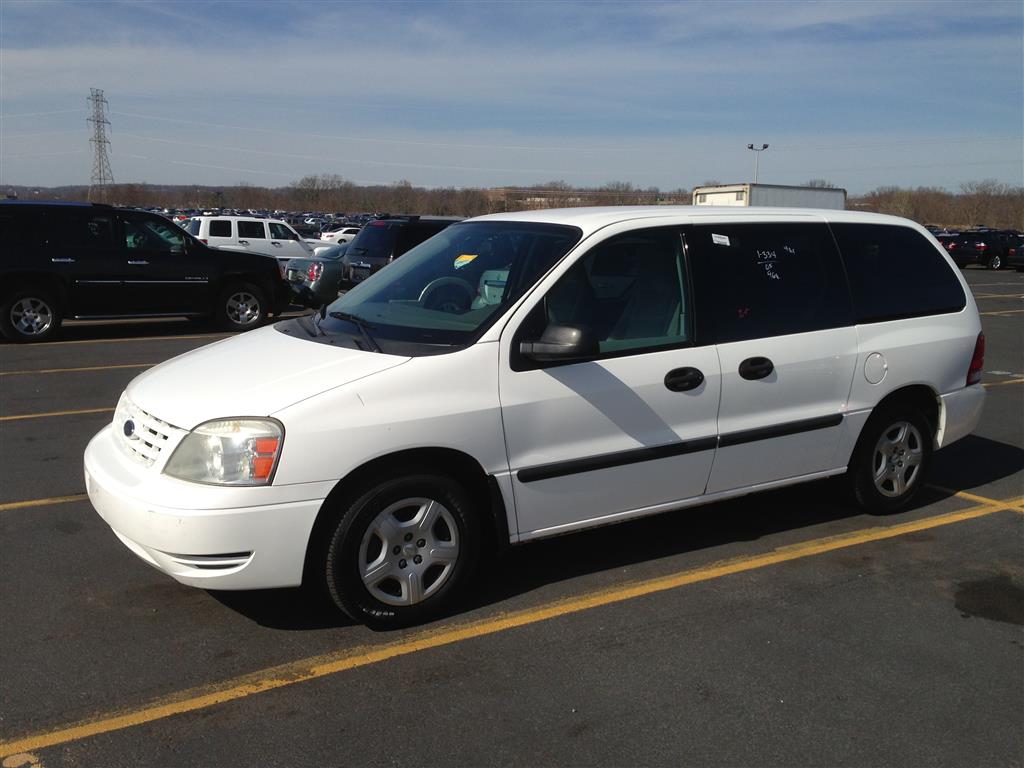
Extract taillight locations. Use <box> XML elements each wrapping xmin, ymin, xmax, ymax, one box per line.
<box><xmin>200</xmin><ymin>238</ymin><xmax>208</xmax><ymax>244</ymax></box>
<box><xmin>967</xmin><ymin>332</ymin><xmax>985</xmax><ymax>386</ymax></box>
<box><xmin>946</xmin><ymin>242</ymin><xmax>956</xmax><ymax>250</ymax></box>
<box><xmin>308</xmin><ymin>262</ymin><xmax>323</xmax><ymax>282</ymax></box>
<box><xmin>978</xmin><ymin>242</ymin><xmax>988</xmax><ymax>251</ymax></box>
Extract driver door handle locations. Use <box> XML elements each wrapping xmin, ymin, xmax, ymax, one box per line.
<box><xmin>127</xmin><ymin>260</ymin><xmax>149</xmax><ymax>266</ymax></box>
<box><xmin>738</xmin><ymin>356</ymin><xmax>774</xmax><ymax>380</ymax></box>
<box><xmin>238</xmin><ymin>239</ymin><xmax>249</xmax><ymax>245</ymax></box>
<box><xmin>664</xmin><ymin>367</ymin><xmax>704</xmax><ymax>392</ymax></box>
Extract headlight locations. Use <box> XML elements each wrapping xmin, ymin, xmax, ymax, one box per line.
<box><xmin>164</xmin><ymin>418</ymin><xmax>283</xmax><ymax>486</ymax></box>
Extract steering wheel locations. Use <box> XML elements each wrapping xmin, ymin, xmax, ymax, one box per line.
<box><xmin>418</xmin><ymin>277</ymin><xmax>475</xmax><ymax>314</ymax></box>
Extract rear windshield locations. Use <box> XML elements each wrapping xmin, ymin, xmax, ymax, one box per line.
<box><xmin>345</xmin><ymin>221</ymin><xmax>399</xmax><ymax>261</ymax></box>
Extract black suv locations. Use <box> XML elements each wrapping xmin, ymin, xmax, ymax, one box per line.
<box><xmin>339</xmin><ymin>215</ymin><xmax>462</xmax><ymax>288</ymax></box>
<box><xmin>948</xmin><ymin>229</ymin><xmax>1017</xmax><ymax>270</ymax></box>
<box><xmin>0</xmin><ymin>201</ymin><xmax>291</xmax><ymax>342</ymax></box>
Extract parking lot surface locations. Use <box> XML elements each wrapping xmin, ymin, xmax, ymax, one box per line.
<box><xmin>1</xmin><ymin>270</ymin><xmax>1022</xmax><ymax>767</ymax></box>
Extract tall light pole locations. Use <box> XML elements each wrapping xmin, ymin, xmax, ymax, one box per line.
<box><xmin>747</xmin><ymin>143</ymin><xmax>768</xmax><ymax>183</ymax></box>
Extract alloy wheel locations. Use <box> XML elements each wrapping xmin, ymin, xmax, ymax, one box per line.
<box><xmin>226</xmin><ymin>291</ymin><xmax>260</xmax><ymax>326</ymax></box>
<box><xmin>10</xmin><ymin>297</ymin><xmax>54</xmax><ymax>337</ymax></box>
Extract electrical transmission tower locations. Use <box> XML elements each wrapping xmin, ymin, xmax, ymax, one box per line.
<box><xmin>87</xmin><ymin>88</ymin><xmax>114</xmax><ymax>202</ymax></box>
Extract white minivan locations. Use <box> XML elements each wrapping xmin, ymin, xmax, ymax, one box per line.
<box><xmin>185</xmin><ymin>216</ymin><xmax>313</xmax><ymax>268</ymax></box>
<box><xmin>85</xmin><ymin>207</ymin><xmax>986</xmax><ymax>627</ymax></box>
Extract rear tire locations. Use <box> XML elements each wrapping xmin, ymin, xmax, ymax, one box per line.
<box><xmin>847</xmin><ymin>406</ymin><xmax>932</xmax><ymax>514</ymax></box>
<box><xmin>987</xmin><ymin>253</ymin><xmax>1003</xmax><ymax>270</ymax></box>
<box><xmin>215</xmin><ymin>282</ymin><xmax>266</xmax><ymax>332</ymax></box>
<box><xmin>0</xmin><ymin>287</ymin><xmax>62</xmax><ymax>342</ymax></box>
<box><xmin>322</xmin><ymin>473</ymin><xmax>481</xmax><ymax>629</ymax></box>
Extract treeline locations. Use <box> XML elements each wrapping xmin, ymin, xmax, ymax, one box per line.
<box><xmin>9</xmin><ymin>177</ymin><xmax>1022</xmax><ymax>228</ymax></box>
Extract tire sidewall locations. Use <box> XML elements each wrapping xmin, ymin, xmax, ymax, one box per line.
<box><xmin>216</xmin><ymin>282</ymin><xmax>265</xmax><ymax>331</ymax></box>
<box><xmin>850</xmin><ymin>406</ymin><xmax>933</xmax><ymax>514</ymax></box>
<box><xmin>0</xmin><ymin>288</ymin><xmax>62</xmax><ymax>343</ymax></box>
<box><xmin>988</xmin><ymin>254</ymin><xmax>1002</xmax><ymax>270</ymax></box>
<box><xmin>324</xmin><ymin>474</ymin><xmax>481</xmax><ymax>628</ymax></box>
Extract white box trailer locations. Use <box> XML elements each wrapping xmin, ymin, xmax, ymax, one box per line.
<box><xmin>692</xmin><ymin>183</ymin><xmax>846</xmax><ymax>210</ymax></box>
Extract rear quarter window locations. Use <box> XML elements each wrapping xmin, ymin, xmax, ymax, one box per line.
<box><xmin>830</xmin><ymin>223</ymin><xmax>966</xmax><ymax>323</ymax></box>
<box><xmin>209</xmin><ymin>220</ymin><xmax>232</xmax><ymax>237</ymax></box>
<box><xmin>237</xmin><ymin>220</ymin><xmax>266</xmax><ymax>239</ymax></box>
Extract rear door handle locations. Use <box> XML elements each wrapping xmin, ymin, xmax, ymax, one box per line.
<box><xmin>51</xmin><ymin>257</ymin><xmax>75</xmax><ymax>263</ymax></box>
<box><xmin>738</xmin><ymin>356</ymin><xmax>774</xmax><ymax>380</ymax></box>
<box><xmin>664</xmin><ymin>367</ymin><xmax>705</xmax><ymax>392</ymax></box>
<box><xmin>238</xmin><ymin>239</ymin><xmax>249</xmax><ymax>245</ymax></box>
<box><xmin>127</xmin><ymin>260</ymin><xmax>149</xmax><ymax>266</ymax></box>
<box><xmin>271</xmin><ymin>241</ymin><xmax>282</xmax><ymax>246</ymax></box>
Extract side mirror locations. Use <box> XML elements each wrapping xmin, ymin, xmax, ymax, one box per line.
<box><xmin>520</xmin><ymin>324</ymin><xmax>598</xmax><ymax>362</ymax></box>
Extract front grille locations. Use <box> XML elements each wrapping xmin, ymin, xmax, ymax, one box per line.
<box><xmin>113</xmin><ymin>394</ymin><xmax>176</xmax><ymax>467</ymax></box>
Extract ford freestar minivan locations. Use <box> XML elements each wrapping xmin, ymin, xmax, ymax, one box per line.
<box><xmin>85</xmin><ymin>207</ymin><xmax>986</xmax><ymax>627</ymax></box>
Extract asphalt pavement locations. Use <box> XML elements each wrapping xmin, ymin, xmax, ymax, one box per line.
<box><xmin>1</xmin><ymin>270</ymin><xmax>1021</xmax><ymax>767</ymax></box>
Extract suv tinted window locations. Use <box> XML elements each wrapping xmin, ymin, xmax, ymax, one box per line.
<box><xmin>45</xmin><ymin>211</ymin><xmax>114</xmax><ymax>250</ymax></box>
<box><xmin>237</xmin><ymin>221</ymin><xmax>266</xmax><ymax>239</ymax></box>
<box><xmin>831</xmin><ymin>223</ymin><xmax>966</xmax><ymax>323</ymax></box>
<box><xmin>209</xmin><ymin>220</ymin><xmax>232</xmax><ymax>237</ymax></box>
<box><xmin>688</xmin><ymin>222</ymin><xmax>852</xmax><ymax>343</ymax></box>
<box><xmin>347</xmin><ymin>221</ymin><xmax>399</xmax><ymax>261</ymax></box>
<box><xmin>123</xmin><ymin>215</ymin><xmax>185</xmax><ymax>252</ymax></box>
<box><xmin>185</xmin><ymin>219</ymin><xmax>202</xmax><ymax>236</ymax></box>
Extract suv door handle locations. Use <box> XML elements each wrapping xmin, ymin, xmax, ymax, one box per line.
<box><xmin>238</xmin><ymin>239</ymin><xmax>249</xmax><ymax>245</ymax></box>
<box><xmin>664</xmin><ymin>367</ymin><xmax>704</xmax><ymax>392</ymax></box>
<box><xmin>738</xmin><ymin>357</ymin><xmax>774</xmax><ymax>380</ymax></box>
<box><xmin>51</xmin><ymin>257</ymin><xmax>75</xmax><ymax>263</ymax></box>
<box><xmin>127</xmin><ymin>260</ymin><xmax>149</xmax><ymax>266</ymax></box>
<box><xmin>271</xmin><ymin>241</ymin><xmax>282</xmax><ymax>246</ymax></box>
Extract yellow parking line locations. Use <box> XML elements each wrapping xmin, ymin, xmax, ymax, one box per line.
<box><xmin>0</xmin><ymin>407</ymin><xmax>114</xmax><ymax>422</ymax></box>
<box><xmin>980</xmin><ymin>308</ymin><xmax>1024</xmax><ymax>316</ymax></box>
<box><xmin>927</xmin><ymin>486</ymin><xmax>1024</xmax><ymax>511</ymax></box>
<box><xmin>0</xmin><ymin>363</ymin><xmax>154</xmax><ymax>377</ymax></box>
<box><xmin>973</xmin><ymin>293</ymin><xmax>1024</xmax><ymax>299</ymax></box>
<box><xmin>0</xmin><ymin>494</ymin><xmax>88</xmax><ymax>512</ymax></box>
<box><xmin>983</xmin><ymin>378</ymin><xmax>1024</xmax><ymax>388</ymax></box>
<box><xmin>1</xmin><ymin>496</ymin><xmax>1019</xmax><ymax>757</ymax></box>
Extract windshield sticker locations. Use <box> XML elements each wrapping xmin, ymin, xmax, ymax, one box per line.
<box><xmin>454</xmin><ymin>254</ymin><xmax>478</xmax><ymax>269</ymax></box>
<box><xmin>711</xmin><ymin>233</ymin><xmax>730</xmax><ymax>246</ymax></box>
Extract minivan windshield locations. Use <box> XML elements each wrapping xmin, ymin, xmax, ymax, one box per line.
<box><xmin>312</xmin><ymin>221</ymin><xmax>582</xmax><ymax>354</ymax></box>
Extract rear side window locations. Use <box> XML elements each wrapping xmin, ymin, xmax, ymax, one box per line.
<box><xmin>185</xmin><ymin>219</ymin><xmax>202</xmax><ymax>236</ymax></box>
<box><xmin>237</xmin><ymin>221</ymin><xmax>265</xmax><ymax>239</ymax></box>
<box><xmin>209</xmin><ymin>220</ymin><xmax>232</xmax><ymax>237</ymax></box>
<box><xmin>688</xmin><ymin>222</ymin><xmax>852</xmax><ymax>343</ymax></box>
<box><xmin>831</xmin><ymin>224</ymin><xmax>966</xmax><ymax>323</ymax></box>
<box><xmin>44</xmin><ymin>211</ymin><xmax>114</xmax><ymax>250</ymax></box>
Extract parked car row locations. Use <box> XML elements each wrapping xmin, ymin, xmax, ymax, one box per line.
<box><xmin>926</xmin><ymin>226</ymin><xmax>1023</xmax><ymax>271</ymax></box>
<box><xmin>0</xmin><ymin>201</ymin><xmax>292</xmax><ymax>342</ymax></box>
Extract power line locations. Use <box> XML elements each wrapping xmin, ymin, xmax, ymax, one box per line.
<box><xmin>86</xmin><ymin>88</ymin><xmax>114</xmax><ymax>201</ymax></box>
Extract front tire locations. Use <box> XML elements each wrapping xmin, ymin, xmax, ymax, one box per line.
<box><xmin>0</xmin><ymin>287</ymin><xmax>62</xmax><ymax>342</ymax></box>
<box><xmin>848</xmin><ymin>406</ymin><xmax>932</xmax><ymax>514</ymax></box>
<box><xmin>215</xmin><ymin>282</ymin><xmax>266</xmax><ymax>332</ymax></box>
<box><xmin>322</xmin><ymin>474</ymin><xmax>481</xmax><ymax>628</ymax></box>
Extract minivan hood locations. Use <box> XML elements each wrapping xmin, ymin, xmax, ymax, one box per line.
<box><xmin>126</xmin><ymin>324</ymin><xmax>409</xmax><ymax>429</ymax></box>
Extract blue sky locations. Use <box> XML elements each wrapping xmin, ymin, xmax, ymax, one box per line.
<box><xmin>1</xmin><ymin>0</ymin><xmax>1021</xmax><ymax>193</ymax></box>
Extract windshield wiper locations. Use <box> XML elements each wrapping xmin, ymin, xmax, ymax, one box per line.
<box><xmin>329</xmin><ymin>311</ymin><xmax>382</xmax><ymax>353</ymax></box>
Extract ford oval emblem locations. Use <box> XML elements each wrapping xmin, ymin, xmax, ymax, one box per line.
<box><xmin>123</xmin><ymin>419</ymin><xmax>137</xmax><ymax>439</ymax></box>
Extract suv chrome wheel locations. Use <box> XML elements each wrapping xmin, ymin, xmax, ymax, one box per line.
<box><xmin>226</xmin><ymin>291</ymin><xmax>261</xmax><ymax>326</ymax></box>
<box><xmin>358</xmin><ymin>497</ymin><xmax>460</xmax><ymax>607</ymax></box>
<box><xmin>10</xmin><ymin>297</ymin><xmax>54</xmax><ymax>337</ymax></box>
<box><xmin>872</xmin><ymin>420</ymin><xmax>924</xmax><ymax>498</ymax></box>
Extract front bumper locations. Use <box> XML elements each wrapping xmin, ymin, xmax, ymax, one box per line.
<box><xmin>85</xmin><ymin>424</ymin><xmax>329</xmax><ymax>590</ymax></box>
